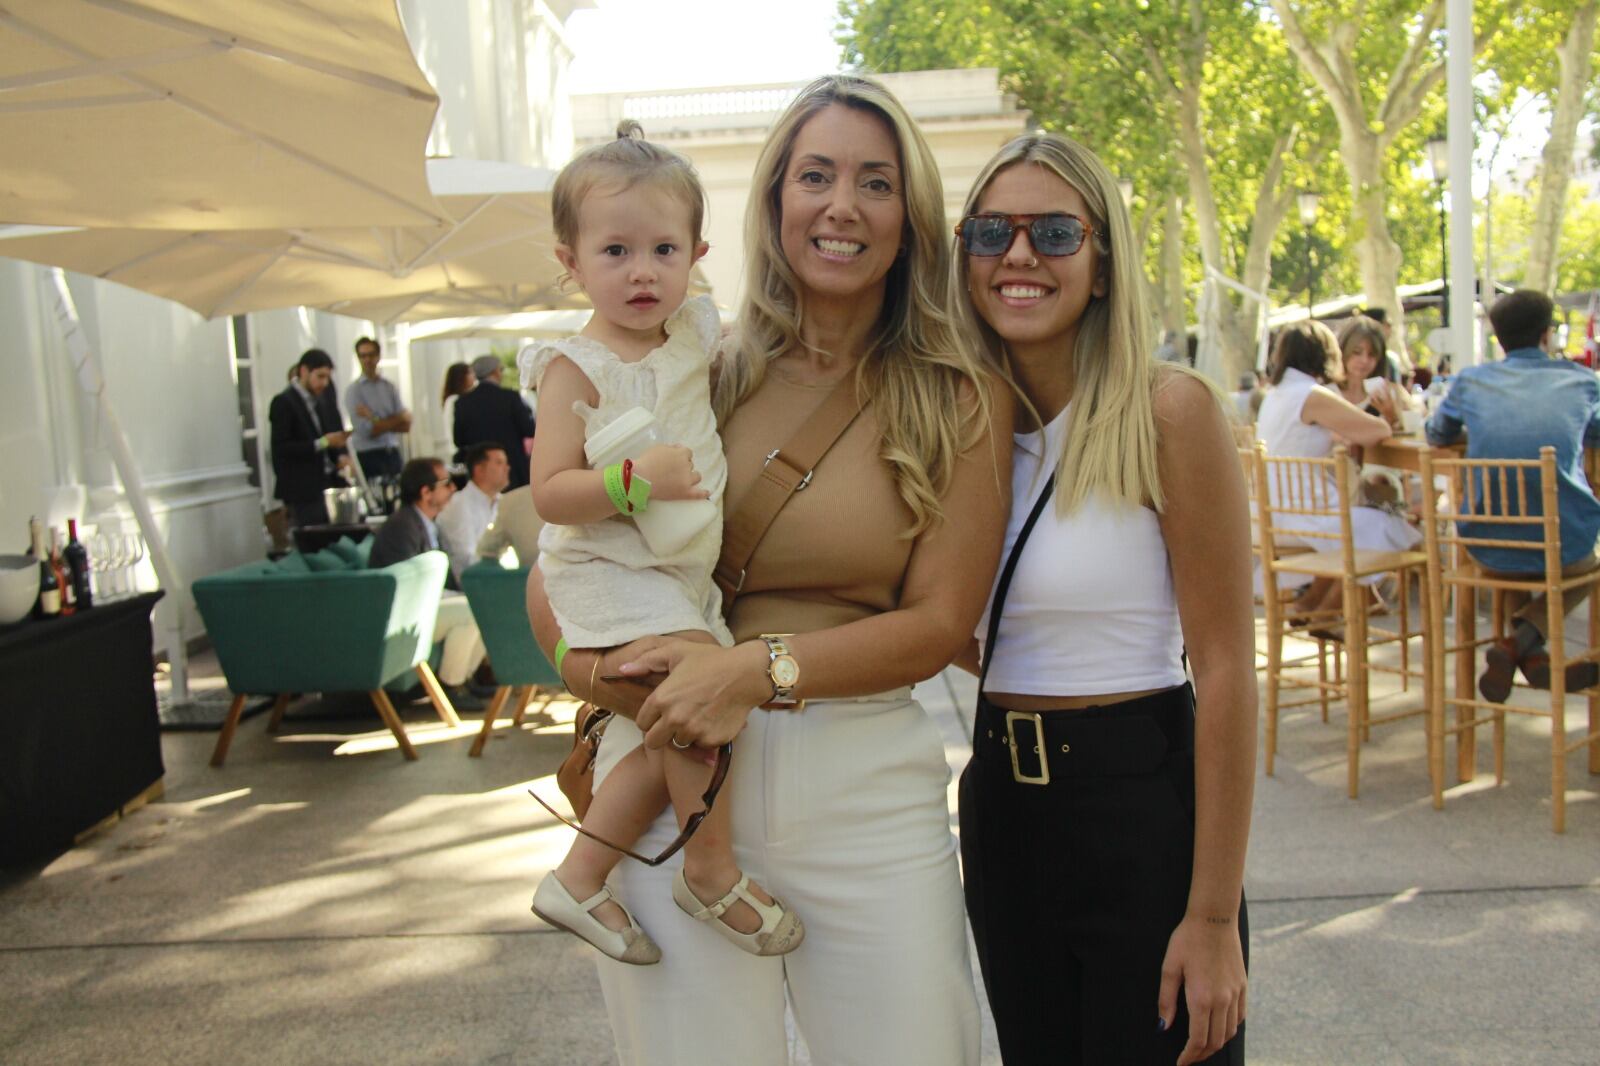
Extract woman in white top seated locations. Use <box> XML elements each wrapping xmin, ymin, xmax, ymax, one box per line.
<box><xmin>953</xmin><ymin>131</ymin><xmax>1253</xmax><ymax>1065</ymax></box>
<box><xmin>1256</xmin><ymin>320</ymin><xmax>1421</xmax><ymax>616</ymax></box>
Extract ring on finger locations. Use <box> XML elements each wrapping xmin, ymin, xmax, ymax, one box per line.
<box><xmin>671</xmin><ymin>735</ymin><xmax>691</xmax><ymax>749</ymax></box>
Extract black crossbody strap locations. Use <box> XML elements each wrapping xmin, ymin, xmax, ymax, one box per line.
<box><xmin>978</xmin><ymin>473</ymin><xmax>1056</xmax><ymax>696</ymax></box>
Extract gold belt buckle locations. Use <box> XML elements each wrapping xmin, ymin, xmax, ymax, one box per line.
<box><xmin>1005</xmin><ymin>710</ymin><xmax>1049</xmax><ymax>786</ymax></box>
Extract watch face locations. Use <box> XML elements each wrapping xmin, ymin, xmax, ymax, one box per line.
<box><xmin>771</xmin><ymin>656</ymin><xmax>800</xmax><ymax>688</ymax></box>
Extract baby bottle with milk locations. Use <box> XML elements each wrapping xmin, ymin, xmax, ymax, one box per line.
<box><xmin>585</xmin><ymin>407</ymin><xmax>717</xmax><ymax>557</ymax></box>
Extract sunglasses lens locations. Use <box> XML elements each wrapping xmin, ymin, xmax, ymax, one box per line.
<box><xmin>1031</xmin><ymin>215</ymin><xmax>1085</xmax><ymax>256</ymax></box>
<box><xmin>963</xmin><ymin>216</ymin><xmax>1017</xmax><ymax>256</ymax></box>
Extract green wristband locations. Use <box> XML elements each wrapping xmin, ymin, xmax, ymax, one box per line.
<box><xmin>603</xmin><ymin>463</ymin><xmax>632</xmax><ymax>515</ymax></box>
<box><xmin>554</xmin><ymin>637</ymin><xmax>569</xmax><ymax>674</ymax></box>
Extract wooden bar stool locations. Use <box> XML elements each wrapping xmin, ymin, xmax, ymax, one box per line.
<box><xmin>1253</xmin><ymin>445</ymin><xmax>1434</xmax><ymax>797</ymax></box>
<box><xmin>1418</xmin><ymin>445</ymin><xmax>1600</xmax><ymax>832</ymax></box>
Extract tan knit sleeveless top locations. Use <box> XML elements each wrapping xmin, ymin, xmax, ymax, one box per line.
<box><xmin>720</xmin><ymin>371</ymin><xmax>915</xmax><ymax>642</ymax></box>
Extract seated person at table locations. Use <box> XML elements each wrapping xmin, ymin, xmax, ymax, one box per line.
<box><xmin>370</xmin><ymin>457</ymin><xmax>487</xmax><ymax>710</ymax></box>
<box><xmin>1256</xmin><ymin>320</ymin><xmax>1420</xmax><ymax>616</ymax></box>
<box><xmin>476</xmin><ymin>484</ymin><xmax>544</xmax><ymax>566</ymax></box>
<box><xmin>437</xmin><ymin>442</ymin><xmax>510</xmax><ymax>584</ymax></box>
<box><xmin>1426</xmin><ymin>288</ymin><xmax>1600</xmax><ymax>701</ymax></box>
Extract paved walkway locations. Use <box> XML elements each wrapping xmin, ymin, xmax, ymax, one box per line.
<box><xmin>2</xmin><ymin>627</ymin><xmax>1597</xmax><ymax>1065</ymax></box>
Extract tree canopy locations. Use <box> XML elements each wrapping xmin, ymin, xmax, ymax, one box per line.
<box><xmin>839</xmin><ymin>0</ymin><xmax>1598</xmax><ymax>374</ymax></box>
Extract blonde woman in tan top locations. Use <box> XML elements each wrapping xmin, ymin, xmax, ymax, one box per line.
<box><xmin>527</xmin><ymin>75</ymin><xmax>1009</xmax><ymax>1065</ymax></box>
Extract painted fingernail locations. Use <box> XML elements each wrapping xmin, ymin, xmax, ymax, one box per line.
<box><xmin>1157</xmin><ymin>1018</ymin><xmax>1168</xmax><ymax>1032</ymax></box>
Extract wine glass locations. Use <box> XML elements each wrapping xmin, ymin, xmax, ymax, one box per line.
<box><xmin>88</xmin><ymin>531</ymin><xmax>113</xmax><ymax>601</ymax></box>
<box><xmin>121</xmin><ymin>533</ymin><xmax>145</xmax><ymax>594</ymax></box>
<box><xmin>104</xmin><ymin>531</ymin><xmax>129</xmax><ymax>598</ymax></box>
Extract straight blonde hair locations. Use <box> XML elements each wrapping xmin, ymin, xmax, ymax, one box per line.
<box><xmin>954</xmin><ymin>131</ymin><xmax>1210</xmax><ymax>515</ymax></box>
<box><xmin>715</xmin><ymin>75</ymin><xmax>992</xmax><ymax>536</ymax></box>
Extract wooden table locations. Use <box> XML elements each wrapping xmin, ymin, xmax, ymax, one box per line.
<box><xmin>1364</xmin><ymin>433</ymin><xmax>1462</xmax><ymax>472</ymax></box>
<box><xmin>1374</xmin><ymin>432</ymin><xmax>1600</xmax><ymax>486</ymax></box>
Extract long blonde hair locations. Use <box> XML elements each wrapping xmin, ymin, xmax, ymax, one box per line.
<box><xmin>715</xmin><ymin>74</ymin><xmax>993</xmax><ymax>535</ymax></box>
<box><xmin>954</xmin><ymin>131</ymin><xmax>1205</xmax><ymax>514</ymax></box>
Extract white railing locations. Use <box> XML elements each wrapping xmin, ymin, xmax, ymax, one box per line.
<box><xmin>622</xmin><ymin>87</ymin><xmax>800</xmax><ymax>121</ymax></box>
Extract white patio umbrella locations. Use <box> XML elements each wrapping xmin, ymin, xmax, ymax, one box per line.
<box><xmin>409</xmin><ymin>309</ymin><xmax>598</xmax><ymax>341</ymax></box>
<box><xmin>407</xmin><ymin>304</ymin><xmax>736</xmax><ymax>341</ymax></box>
<box><xmin>0</xmin><ymin>0</ymin><xmax>445</xmax><ymax>229</ymax></box>
<box><xmin>0</xmin><ymin>159</ymin><xmax>570</xmax><ymax>318</ymax></box>
<box><xmin>1</xmin><ymin>1</ymin><xmax>452</xmax><ymax>701</ymax></box>
<box><xmin>323</xmin><ymin>281</ymin><xmax>585</xmax><ymax>326</ymax></box>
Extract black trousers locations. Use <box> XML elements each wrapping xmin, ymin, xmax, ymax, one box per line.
<box><xmin>960</xmin><ymin>684</ymin><xmax>1247</xmax><ymax>1065</ymax></box>
<box><xmin>356</xmin><ymin>446</ymin><xmax>403</xmax><ymax>480</ymax></box>
<box><xmin>285</xmin><ymin>497</ymin><xmax>330</xmax><ymax>529</ymax></box>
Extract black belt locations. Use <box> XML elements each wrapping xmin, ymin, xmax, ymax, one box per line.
<box><xmin>973</xmin><ymin>685</ymin><xmax>1193</xmax><ymax>785</ymax></box>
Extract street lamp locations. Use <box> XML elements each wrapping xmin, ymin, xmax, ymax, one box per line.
<box><xmin>1118</xmin><ymin>177</ymin><xmax>1134</xmax><ymax>208</ymax></box>
<box><xmin>1297</xmin><ymin>189</ymin><xmax>1321</xmax><ymax>316</ymax></box>
<box><xmin>1425</xmin><ymin>136</ymin><xmax>1449</xmax><ymax>326</ymax></box>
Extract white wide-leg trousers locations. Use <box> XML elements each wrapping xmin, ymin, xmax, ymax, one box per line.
<box><xmin>591</xmin><ymin>690</ymin><xmax>980</xmax><ymax>1066</ymax></box>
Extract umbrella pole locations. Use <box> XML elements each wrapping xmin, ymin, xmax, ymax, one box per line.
<box><xmin>47</xmin><ymin>268</ymin><xmax>190</xmax><ymax>700</ymax></box>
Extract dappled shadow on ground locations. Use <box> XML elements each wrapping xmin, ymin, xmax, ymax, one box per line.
<box><xmin>0</xmin><ymin>691</ymin><xmax>625</xmax><ymax>1064</ymax></box>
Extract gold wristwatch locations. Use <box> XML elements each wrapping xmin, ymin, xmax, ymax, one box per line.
<box><xmin>760</xmin><ymin>634</ymin><xmax>803</xmax><ymax>709</ymax></box>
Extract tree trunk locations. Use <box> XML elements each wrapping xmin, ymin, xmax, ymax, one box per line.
<box><xmin>1160</xmin><ymin>193</ymin><xmax>1187</xmax><ymax>338</ymax></box>
<box><xmin>1344</xmin><ymin>130</ymin><xmax>1408</xmax><ymax>351</ymax></box>
<box><xmin>1176</xmin><ymin>80</ymin><xmax>1247</xmax><ymax>385</ymax></box>
<box><xmin>1239</xmin><ymin>132</ymin><xmax>1297</xmax><ymax>373</ymax></box>
<box><xmin>1525</xmin><ymin>0</ymin><xmax>1598</xmax><ymax>293</ymax></box>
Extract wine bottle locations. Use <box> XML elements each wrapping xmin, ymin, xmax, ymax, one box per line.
<box><xmin>38</xmin><ymin>525</ymin><xmax>62</xmax><ymax>618</ymax></box>
<box><xmin>64</xmin><ymin>518</ymin><xmax>92</xmax><ymax>609</ymax></box>
<box><xmin>50</xmin><ymin>528</ymin><xmax>75</xmax><ymax>616</ymax></box>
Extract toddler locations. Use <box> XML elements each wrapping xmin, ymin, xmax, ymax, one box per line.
<box><xmin>523</xmin><ymin>123</ymin><xmax>803</xmax><ymax>965</ymax></box>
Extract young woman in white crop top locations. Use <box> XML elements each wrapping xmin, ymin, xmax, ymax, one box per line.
<box><xmin>952</xmin><ymin>132</ymin><xmax>1254</xmax><ymax>1065</ymax></box>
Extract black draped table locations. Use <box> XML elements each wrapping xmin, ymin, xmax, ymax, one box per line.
<box><xmin>0</xmin><ymin>592</ymin><xmax>165</xmax><ymax>862</ymax></box>
<box><xmin>291</xmin><ymin>522</ymin><xmax>377</xmax><ymax>554</ymax></box>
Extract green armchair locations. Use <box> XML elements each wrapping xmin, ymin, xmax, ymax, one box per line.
<box><xmin>193</xmin><ymin>543</ymin><xmax>460</xmax><ymax>763</ymax></box>
<box><xmin>459</xmin><ymin>560</ymin><xmax>564</xmax><ymax>756</ymax></box>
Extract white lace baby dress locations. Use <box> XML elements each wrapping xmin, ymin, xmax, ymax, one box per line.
<box><xmin>518</xmin><ymin>295</ymin><xmax>732</xmax><ymax>649</ymax></box>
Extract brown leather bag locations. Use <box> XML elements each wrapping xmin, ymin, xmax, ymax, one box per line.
<box><xmin>552</xmin><ymin>377</ymin><xmax>864</xmax><ymax>821</ymax></box>
<box><xmin>556</xmin><ymin>701</ymin><xmax>613</xmax><ymax>821</ymax></box>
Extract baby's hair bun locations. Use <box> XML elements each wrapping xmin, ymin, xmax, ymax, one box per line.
<box><xmin>616</xmin><ymin>119</ymin><xmax>646</xmax><ymax>141</ymax></box>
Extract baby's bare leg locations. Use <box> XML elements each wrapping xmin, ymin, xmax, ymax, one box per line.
<box><xmin>551</xmin><ymin>739</ymin><xmax>668</xmax><ymax>932</ymax></box>
<box><xmin>650</xmin><ymin>631</ymin><xmax>779</xmax><ymax>935</ymax></box>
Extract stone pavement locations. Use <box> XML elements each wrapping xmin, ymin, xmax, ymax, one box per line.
<box><xmin>2</xmin><ymin>627</ymin><xmax>1597</xmax><ymax>1065</ymax></box>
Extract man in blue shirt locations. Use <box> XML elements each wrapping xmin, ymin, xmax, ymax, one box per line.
<box><xmin>1427</xmin><ymin>288</ymin><xmax>1600</xmax><ymax>700</ymax></box>
<box><xmin>346</xmin><ymin>336</ymin><xmax>412</xmax><ymax>485</ymax></box>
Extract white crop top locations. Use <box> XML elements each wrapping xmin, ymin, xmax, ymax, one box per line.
<box><xmin>977</xmin><ymin>404</ymin><xmax>1187</xmax><ymax>697</ymax></box>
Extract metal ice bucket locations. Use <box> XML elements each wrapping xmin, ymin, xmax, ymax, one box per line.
<box><xmin>322</xmin><ymin>486</ymin><xmax>366</xmax><ymax>525</ymax></box>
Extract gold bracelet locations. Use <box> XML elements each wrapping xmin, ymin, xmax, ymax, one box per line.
<box><xmin>588</xmin><ymin>650</ymin><xmax>604</xmax><ymax>705</ymax></box>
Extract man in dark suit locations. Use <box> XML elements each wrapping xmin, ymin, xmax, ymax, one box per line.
<box><xmin>270</xmin><ymin>349</ymin><xmax>350</xmax><ymax>528</ymax></box>
<box><xmin>369</xmin><ymin>458</ymin><xmax>484</xmax><ymax>709</ymax></box>
<box><xmin>454</xmin><ymin>354</ymin><xmax>536</xmax><ymax>487</ymax></box>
